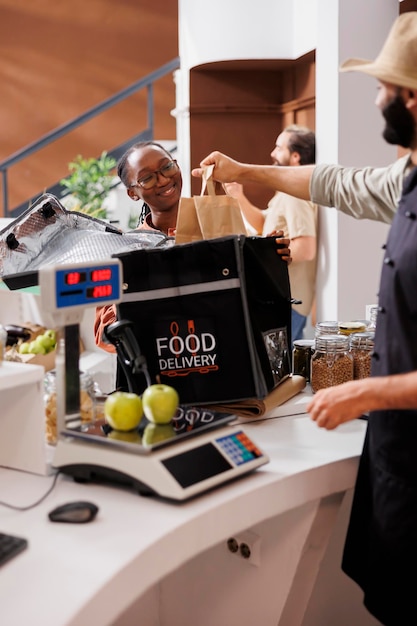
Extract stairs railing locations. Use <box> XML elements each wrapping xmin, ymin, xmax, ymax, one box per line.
<box><xmin>0</xmin><ymin>56</ymin><xmax>180</xmax><ymax>218</ymax></box>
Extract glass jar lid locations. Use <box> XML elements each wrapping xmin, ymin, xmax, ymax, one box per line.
<box><xmin>338</xmin><ymin>321</ymin><xmax>367</xmax><ymax>335</ymax></box>
<box><xmin>293</xmin><ymin>339</ymin><xmax>315</xmax><ymax>349</ymax></box>
<box><xmin>349</xmin><ymin>331</ymin><xmax>375</xmax><ymax>349</ymax></box>
<box><xmin>44</xmin><ymin>369</ymin><xmax>95</xmax><ymax>390</ymax></box>
<box><xmin>315</xmin><ymin>321</ymin><xmax>339</xmax><ymax>337</ymax></box>
<box><xmin>315</xmin><ymin>334</ymin><xmax>350</xmax><ymax>352</ymax></box>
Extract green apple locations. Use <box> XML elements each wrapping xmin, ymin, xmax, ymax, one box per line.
<box><xmin>19</xmin><ymin>342</ymin><xmax>30</xmax><ymax>354</ymax></box>
<box><xmin>104</xmin><ymin>392</ymin><xmax>143</xmax><ymax>431</ymax></box>
<box><xmin>29</xmin><ymin>339</ymin><xmax>46</xmax><ymax>355</ymax></box>
<box><xmin>44</xmin><ymin>329</ymin><xmax>57</xmax><ymax>344</ymax></box>
<box><xmin>142</xmin><ymin>384</ymin><xmax>179</xmax><ymax>424</ymax></box>
<box><xmin>142</xmin><ymin>423</ymin><xmax>176</xmax><ymax>446</ymax></box>
<box><xmin>35</xmin><ymin>333</ymin><xmax>54</xmax><ymax>353</ymax></box>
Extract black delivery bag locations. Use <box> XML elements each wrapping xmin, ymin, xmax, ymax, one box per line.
<box><xmin>114</xmin><ymin>235</ymin><xmax>292</xmax><ymax>405</ymax></box>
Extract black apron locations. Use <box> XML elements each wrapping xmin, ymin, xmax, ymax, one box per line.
<box><xmin>342</xmin><ymin>166</ymin><xmax>417</xmax><ymax>625</ymax></box>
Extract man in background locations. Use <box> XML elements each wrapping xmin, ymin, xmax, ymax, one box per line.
<box><xmin>225</xmin><ymin>125</ymin><xmax>317</xmax><ymax>343</ymax></box>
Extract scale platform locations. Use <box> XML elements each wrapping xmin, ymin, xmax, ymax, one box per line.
<box><xmin>53</xmin><ymin>408</ymin><xmax>269</xmax><ymax>502</ymax></box>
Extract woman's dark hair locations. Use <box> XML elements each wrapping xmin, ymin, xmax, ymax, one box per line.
<box><xmin>117</xmin><ymin>141</ymin><xmax>173</xmax><ymax>187</ymax></box>
<box><xmin>284</xmin><ymin>125</ymin><xmax>316</xmax><ymax>165</ymax></box>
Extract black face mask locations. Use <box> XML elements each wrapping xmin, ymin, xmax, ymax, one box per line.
<box><xmin>382</xmin><ymin>94</ymin><xmax>415</xmax><ymax>148</ymax></box>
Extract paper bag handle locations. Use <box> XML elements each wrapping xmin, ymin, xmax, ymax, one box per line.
<box><xmin>200</xmin><ymin>164</ymin><xmax>216</xmax><ymax>196</ymax></box>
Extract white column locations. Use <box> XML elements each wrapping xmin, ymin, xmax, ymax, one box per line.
<box><xmin>176</xmin><ymin>0</ymin><xmax>317</xmax><ymax>195</ymax></box>
<box><xmin>315</xmin><ymin>0</ymin><xmax>399</xmax><ymax>322</ymax></box>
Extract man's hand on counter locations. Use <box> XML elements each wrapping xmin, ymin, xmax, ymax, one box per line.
<box><xmin>307</xmin><ymin>378</ymin><xmax>374</xmax><ymax>430</ymax></box>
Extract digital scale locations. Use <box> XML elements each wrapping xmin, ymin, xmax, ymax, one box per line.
<box><xmin>38</xmin><ymin>260</ymin><xmax>269</xmax><ymax>502</ymax></box>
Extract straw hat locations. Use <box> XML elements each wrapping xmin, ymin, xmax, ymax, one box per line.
<box><xmin>340</xmin><ymin>12</ymin><xmax>417</xmax><ymax>91</ymax></box>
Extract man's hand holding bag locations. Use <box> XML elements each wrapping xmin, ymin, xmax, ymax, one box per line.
<box><xmin>175</xmin><ymin>164</ymin><xmax>247</xmax><ymax>244</ymax></box>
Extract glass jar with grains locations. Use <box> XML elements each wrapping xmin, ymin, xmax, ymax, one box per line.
<box><xmin>44</xmin><ymin>370</ymin><xmax>96</xmax><ymax>445</ymax></box>
<box><xmin>350</xmin><ymin>331</ymin><xmax>375</xmax><ymax>380</ymax></box>
<box><xmin>311</xmin><ymin>334</ymin><xmax>353</xmax><ymax>393</ymax></box>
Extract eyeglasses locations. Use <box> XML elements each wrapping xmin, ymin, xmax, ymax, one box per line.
<box><xmin>131</xmin><ymin>160</ymin><xmax>179</xmax><ymax>190</ymax></box>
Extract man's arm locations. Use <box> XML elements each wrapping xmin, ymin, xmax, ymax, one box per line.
<box><xmin>192</xmin><ymin>152</ymin><xmax>314</xmax><ymax>200</ymax></box>
<box><xmin>193</xmin><ymin>151</ymin><xmax>412</xmax><ymax>225</ymax></box>
<box><xmin>223</xmin><ymin>182</ymin><xmax>265</xmax><ymax>233</ymax></box>
<box><xmin>310</xmin><ymin>155</ymin><xmax>411</xmax><ymax>224</ymax></box>
<box><xmin>308</xmin><ymin>371</ymin><xmax>417</xmax><ymax>430</ymax></box>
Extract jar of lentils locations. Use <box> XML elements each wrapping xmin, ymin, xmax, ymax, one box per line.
<box><xmin>311</xmin><ymin>334</ymin><xmax>353</xmax><ymax>393</ymax></box>
<box><xmin>349</xmin><ymin>331</ymin><xmax>375</xmax><ymax>380</ymax></box>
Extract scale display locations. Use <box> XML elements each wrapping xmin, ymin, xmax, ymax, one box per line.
<box><xmin>39</xmin><ymin>259</ymin><xmax>122</xmax><ymax>326</ymax></box>
<box><xmin>55</xmin><ymin>263</ymin><xmax>121</xmax><ymax>307</ymax></box>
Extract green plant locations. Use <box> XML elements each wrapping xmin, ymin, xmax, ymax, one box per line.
<box><xmin>60</xmin><ymin>151</ymin><xmax>117</xmax><ymax>219</ymax></box>
<box><xmin>128</xmin><ymin>208</ymin><xmax>141</xmax><ymax>230</ymax></box>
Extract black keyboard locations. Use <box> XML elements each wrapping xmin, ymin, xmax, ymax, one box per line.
<box><xmin>0</xmin><ymin>532</ymin><xmax>28</xmax><ymax>566</ymax></box>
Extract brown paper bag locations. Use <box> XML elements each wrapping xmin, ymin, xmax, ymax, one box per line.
<box><xmin>175</xmin><ymin>165</ymin><xmax>247</xmax><ymax>244</ymax></box>
<box><xmin>204</xmin><ymin>375</ymin><xmax>307</xmax><ymax>418</ymax></box>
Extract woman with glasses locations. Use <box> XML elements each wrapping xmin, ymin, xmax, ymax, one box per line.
<box><xmin>94</xmin><ymin>140</ymin><xmax>292</xmax><ymax>354</ymax></box>
<box><xmin>95</xmin><ymin>141</ymin><xmax>181</xmax><ymax>353</ymax></box>
<box><xmin>118</xmin><ymin>141</ymin><xmax>182</xmax><ymax>235</ymax></box>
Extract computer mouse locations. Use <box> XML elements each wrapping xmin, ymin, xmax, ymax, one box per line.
<box><xmin>48</xmin><ymin>501</ymin><xmax>99</xmax><ymax>524</ymax></box>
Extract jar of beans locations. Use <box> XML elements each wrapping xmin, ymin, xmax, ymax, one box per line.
<box><xmin>310</xmin><ymin>334</ymin><xmax>353</xmax><ymax>393</ymax></box>
<box><xmin>349</xmin><ymin>331</ymin><xmax>375</xmax><ymax>380</ymax></box>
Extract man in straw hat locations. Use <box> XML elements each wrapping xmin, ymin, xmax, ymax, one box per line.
<box><xmin>192</xmin><ymin>12</ymin><xmax>417</xmax><ymax>625</ymax></box>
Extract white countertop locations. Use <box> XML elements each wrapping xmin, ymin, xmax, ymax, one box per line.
<box><xmin>0</xmin><ymin>388</ymin><xmax>367</xmax><ymax>626</ymax></box>
<box><xmin>0</xmin><ymin>360</ymin><xmax>45</xmax><ymax>390</ymax></box>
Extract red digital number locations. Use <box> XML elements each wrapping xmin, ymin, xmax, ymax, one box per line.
<box><xmin>65</xmin><ymin>272</ymin><xmax>85</xmax><ymax>285</ymax></box>
<box><xmin>92</xmin><ymin>284</ymin><xmax>112</xmax><ymax>298</ymax></box>
<box><xmin>91</xmin><ymin>268</ymin><xmax>112</xmax><ymax>282</ymax></box>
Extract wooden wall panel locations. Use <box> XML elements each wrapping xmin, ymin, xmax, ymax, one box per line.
<box><xmin>189</xmin><ymin>52</ymin><xmax>315</xmax><ymax>209</ymax></box>
<box><xmin>0</xmin><ymin>0</ymin><xmax>178</xmax><ymax>214</ymax></box>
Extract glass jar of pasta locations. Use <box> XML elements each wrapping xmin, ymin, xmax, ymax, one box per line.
<box><xmin>44</xmin><ymin>370</ymin><xmax>96</xmax><ymax>445</ymax></box>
